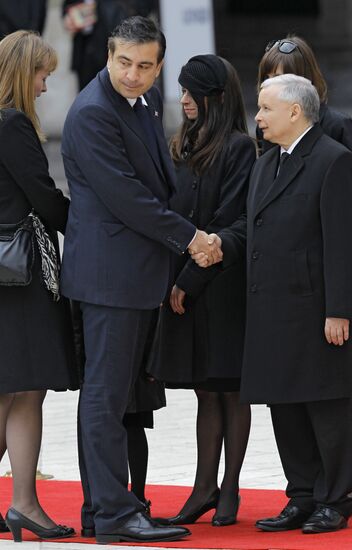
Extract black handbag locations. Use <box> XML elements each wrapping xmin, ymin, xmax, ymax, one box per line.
<box><xmin>0</xmin><ymin>214</ymin><xmax>34</xmax><ymax>286</ymax></box>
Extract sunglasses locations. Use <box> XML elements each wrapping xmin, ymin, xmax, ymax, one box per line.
<box><xmin>265</xmin><ymin>39</ymin><xmax>300</xmax><ymax>54</ymax></box>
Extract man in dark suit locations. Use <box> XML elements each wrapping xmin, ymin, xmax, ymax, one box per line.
<box><xmin>61</xmin><ymin>15</ymin><xmax>220</xmax><ymax>544</ymax></box>
<box><xmin>194</xmin><ymin>73</ymin><xmax>352</xmax><ymax>534</ymax></box>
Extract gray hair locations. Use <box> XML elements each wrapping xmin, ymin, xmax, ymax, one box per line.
<box><xmin>261</xmin><ymin>74</ymin><xmax>320</xmax><ymax>124</ymax></box>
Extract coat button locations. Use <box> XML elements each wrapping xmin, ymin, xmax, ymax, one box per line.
<box><xmin>252</xmin><ymin>251</ymin><xmax>259</xmax><ymax>260</ymax></box>
<box><xmin>256</xmin><ymin>218</ymin><xmax>263</xmax><ymax>226</ymax></box>
<box><xmin>192</xmin><ymin>182</ymin><xmax>197</xmax><ymax>189</ymax></box>
<box><xmin>188</xmin><ymin>209</ymin><xmax>194</xmax><ymax>219</ymax></box>
<box><xmin>250</xmin><ymin>284</ymin><xmax>257</xmax><ymax>293</ymax></box>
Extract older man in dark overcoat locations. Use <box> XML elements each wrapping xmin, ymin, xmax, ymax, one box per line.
<box><xmin>195</xmin><ymin>74</ymin><xmax>352</xmax><ymax>534</ymax></box>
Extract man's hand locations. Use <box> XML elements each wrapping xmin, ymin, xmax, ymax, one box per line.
<box><xmin>188</xmin><ymin>230</ymin><xmax>222</xmax><ymax>267</ymax></box>
<box><xmin>325</xmin><ymin>317</ymin><xmax>350</xmax><ymax>346</ymax></box>
<box><xmin>170</xmin><ymin>285</ymin><xmax>186</xmax><ymax>315</ymax></box>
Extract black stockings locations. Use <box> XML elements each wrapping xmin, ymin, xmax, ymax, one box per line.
<box><xmin>0</xmin><ymin>390</ymin><xmax>57</xmax><ymax>528</ymax></box>
<box><xmin>179</xmin><ymin>390</ymin><xmax>251</xmax><ymax>518</ymax></box>
<box><xmin>127</xmin><ymin>425</ymin><xmax>148</xmax><ymax>503</ymax></box>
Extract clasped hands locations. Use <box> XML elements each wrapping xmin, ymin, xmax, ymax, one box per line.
<box><xmin>170</xmin><ymin>231</ymin><xmax>222</xmax><ymax>315</ymax></box>
<box><xmin>188</xmin><ymin>230</ymin><xmax>223</xmax><ymax>267</ymax></box>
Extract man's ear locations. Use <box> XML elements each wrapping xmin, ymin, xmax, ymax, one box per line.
<box><xmin>156</xmin><ymin>59</ymin><xmax>164</xmax><ymax>78</ymax></box>
<box><xmin>290</xmin><ymin>102</ymin><xmax>302</xmax><ymax>122</ymax></box>
<box><xmin>107</xmin><ymin>51</ymin><xmax>113</xmax><ymax>70</ymax></box>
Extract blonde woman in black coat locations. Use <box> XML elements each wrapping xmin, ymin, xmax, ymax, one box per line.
<box><xmin>0</xmin><ymin>31</ymin><xmax>77</xmax><ymax>541</ymax></box>
<box><xmin>151</xmin><ymin>55</ymin><xmax>256</xmax><ymax>526</ymax></box>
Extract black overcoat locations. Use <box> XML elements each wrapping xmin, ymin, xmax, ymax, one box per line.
<box><xmin>150</xmin><ymin>133</ymin><xmax>256</xmax><ymax>384</ymax></box>
<box><xmin>220</xmin><ymin>125</ymin><xmax>352</xmax><ymax>404</ymax></box>
<box><xmin>0</xmin><ymin>109</ymin><xmax>78</xmax><ymax>393</ymax></box>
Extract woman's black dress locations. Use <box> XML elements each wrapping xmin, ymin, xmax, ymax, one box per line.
<box><xmin>149</xmin><ymin>132</ymin><xmax>256</xmax><ymax>391</ymax></box>
<box><xmin>0</xmin><ymin>108</ymin><xmax>78</xmax><ymax>393</ymax></box>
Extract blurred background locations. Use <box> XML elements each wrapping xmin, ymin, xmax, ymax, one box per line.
<box><xmin>2</xmin><ymin>0</ymin><xmax>351</xmax><ymax>183</ymax></box>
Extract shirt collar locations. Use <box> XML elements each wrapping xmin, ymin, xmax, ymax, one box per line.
<box><xmin>126</xmin><ymin>95</ymin><xmax>148</xmax><ymax>107</ymax></box>
<box><xmin>280</xmin><ymin>126</ymin><xmax>313</xmax><ymax>155</ymax></box>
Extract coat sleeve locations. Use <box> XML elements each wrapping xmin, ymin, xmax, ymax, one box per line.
<box><xmin>68</xmin><ymin>103</ymin><xmax>196</xmax><ymax>254</ymax></box>
<box><xmin>0</xmin><ymin>111</ymin><xmax>69</xmax><ymax>233</ymax></box>
<box><xmin>321</xmin><ymin>150</ymin><xmax>352</xmax><ymax>318</ymax></box>
<box><xmin>175</xmin><ymin>135</ymin><xmax>256</xmax><ymax>297</ymax></box>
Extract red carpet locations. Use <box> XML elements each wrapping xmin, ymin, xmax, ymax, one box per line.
<box><xmin>0</xmin><ymin>478</ymin><xmax>351</xmax><ymax>548</ymax></box>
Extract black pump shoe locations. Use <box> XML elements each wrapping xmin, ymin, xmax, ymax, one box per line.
<box><xmin>0</xmin><ymin>513</ymin><xmax>9</xmax><ymax>532</ymax></box>
<box><xmin>155</xmin><ymin>488</ymin><xmax>220</xmax><ymax>525</ymax></box>
<box><xmin>5</xmin><ymin>508</ymin><xmax>75</xmax><ymax>542</ymax></box>
<box><xmin>212</xmin><ymin>494</ymin><xmax>241</xmax><ymax>527</ymax></box>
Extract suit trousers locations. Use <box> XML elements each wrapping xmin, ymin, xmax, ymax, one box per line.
<box><xmin>78</xmin><ymin>302</ymin><xmax>154</xmax><ymax>533</ymax></box>
<box><xmin>270</xmin><ymin>399</ymin><xmax>352</xmax><ymax>517</ymax></box>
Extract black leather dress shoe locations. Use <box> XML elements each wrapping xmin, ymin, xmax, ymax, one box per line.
<box><xmin>155</xmin><ymin>488</ymin><xmax>220</xmax><ymax>525</ymax></box>
<box><xmin>82</xmin><ymin>499</ymin><xmax>152</xmax><ymax>537</ymax></box>
<box><xmin>302</xmin><ymin>506</ymin><xmax>347</xmax><ymax>534</ymax></box>
<box><xmin>81</xmin><ymin>526</ymin><xmax>95</xmax><ymax>537</ymax></box>
<box><xmin>95</xmin><ymin>511</ymin><xmax>191</xmax><ymax>543</ymax></box>
<box><xmin>255</xmin><ymin>504</ymin><xmax>311</xmax><ymax>532</ymax></box>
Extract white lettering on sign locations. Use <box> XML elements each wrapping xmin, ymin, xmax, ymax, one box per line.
<box><xmin>182</xmin><ymin>8</ymin><xmax>210</xmax><ymax>24</ymax></box>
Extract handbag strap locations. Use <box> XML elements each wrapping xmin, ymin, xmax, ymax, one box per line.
<box><xmin>29</xmin><ymin>212</ymin><xmax>60</xmax><ymax>302</ymax></box>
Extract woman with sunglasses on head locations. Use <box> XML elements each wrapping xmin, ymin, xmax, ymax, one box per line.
<box><xmin>0</xmin><ymin>30</ymin><xmax>77</xmax><ymax>541</ymax></box>
<box><xmin>151</xmin><ymin>55</ymin><xmax>256</xmax><ymax>527</ymax></box>
<box><xmin>257</xmin><ymin>35</ymin><xmax>352</xmax><ymax>154</ymax></box>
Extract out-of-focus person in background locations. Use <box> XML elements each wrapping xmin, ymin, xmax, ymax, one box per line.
<box><xmin>257</xmin><ymin>35</ymin><xmax>352</xmax><ymax>154</ymax></box>
<box><xmin>62</xmin><ymin>0</ymin><xmax>157</xmax><ymax>90</ymax></box>
<box><xmin>0</xmin><ymin>0</ymin><xmax>47</xmax><ymax>38</ymax></box>
<box><xmin>151</xmin><ymin>55</ymin><xmax>256</xmax><ymax>527</ymax></box>
<box><xmin>0</xmin><ymin>30</ymin><xmax>77</xmax><ymax>542</ymax></box>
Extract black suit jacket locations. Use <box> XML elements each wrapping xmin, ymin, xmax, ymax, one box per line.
<box><xmin>61</xmin><ymin>68</ymin><xmax>195</xmax><ymax>309</ymax></box>
<box><xmin>220</xmin><ymin>124</ymin><xmax>352</xmax><ymax>404</ymax></box>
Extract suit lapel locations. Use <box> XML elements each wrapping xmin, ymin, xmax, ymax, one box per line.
<box><xmin>99</xmin><ymin>69</ymin><xmax>170</xmax><ymax>185</ymax></box>
<box><xmin>253</xmin><ymin>125</ymin><xmax>323</xmax><ymax>217</ymax></box>
<box><xmin>249</xmin><ymin>150</ymin><xmax>278</xmax><ymax>217</ymax></box>
<box><xmin>145</xmin><ymin>92</ymin><xmax>177</xmax><ymax>191</ymax></box>
<box><xmin>255</xmin><ymin>154</ymin><xmax>304</xmax><ymax>216</ymax></box>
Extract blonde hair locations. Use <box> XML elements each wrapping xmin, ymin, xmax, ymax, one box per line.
<box><xmin>0</xmin><ymin>30</ymin><xmax>57</xmax><ymax>141</ymax></box>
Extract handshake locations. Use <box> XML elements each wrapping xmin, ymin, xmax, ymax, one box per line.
<box><xmin>188</xmin><ymin>230</ymin><xmax>223</xmax><ymax>267</ymax></box>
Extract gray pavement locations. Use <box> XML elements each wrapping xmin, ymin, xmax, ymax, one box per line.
<box><xmin>0</xmin><ymin>140</ymin><xmax>286</xmax><ymax>548</ymax></box>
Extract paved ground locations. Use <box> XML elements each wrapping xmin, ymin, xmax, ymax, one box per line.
<box><xmin>0</xmin><ymin>141</ymin><xmax>286</xmax><ymax>548</ymax></box>
<box><xmin>0</xmin><ymin>391</ymin><xmax>285</xmax><ymax>550</ymax></box>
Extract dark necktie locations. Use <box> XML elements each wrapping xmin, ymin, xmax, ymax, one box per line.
<box><xmin>276</xmin><ymin>151</ymin><xmax>290</xmax><ymax>177</ymax></box>
<box><xmin>133</xmin><ymin>97</ymin><xmax>160</xmax><ymax>162</ymax></box>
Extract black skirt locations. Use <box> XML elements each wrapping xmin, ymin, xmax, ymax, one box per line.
<box><xmin>0</xmin><ymin>243</ymin><xmax>79</xmax><ymax>394</ymax></box>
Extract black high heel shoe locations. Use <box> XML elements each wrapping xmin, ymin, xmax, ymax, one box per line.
<box><xmin>212</xmin><ymin>494</ymin><xmax>241</xmax><ymax>527</ymax></box>
<box><xmin>155</xmin><ymin>488</ymin><xmax>220</xmax><ymax>525</ymax></box>
<box><xmin>5</xmin><ymin>508</ymin><xmax>75</xmax><ymax>542</ymax></box>
<box><xmin>0</xmin><ymin>513</ymin><xmax>9</xmax><ymax>532</ymax></box>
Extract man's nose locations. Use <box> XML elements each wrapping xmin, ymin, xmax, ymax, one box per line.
<box><xmin>127</xmin><ymin>66</ymin><xmax>139</xmax><ymax>81</ymax></box>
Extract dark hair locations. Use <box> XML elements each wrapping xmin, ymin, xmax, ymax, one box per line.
<box><xmin>108</xmin><ymin>16</ymin><xmax>166</xmax><ymax>63</ymax></box>
<box><xmin>171</xmin><ymin>58</ymin><xmax>248</xmax><ymax>175</ymax></box>
<box><xmin>258</xmin><ymin>35</ymin><xmax>327</xmax><ymax>102</ymax></box>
